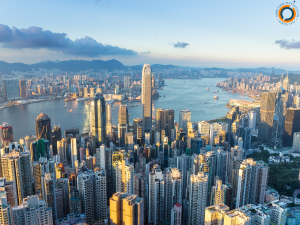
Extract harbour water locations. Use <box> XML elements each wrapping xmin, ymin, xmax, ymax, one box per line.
<box><xmin>0</xmin><ymin>78</ymin><xmax>250</xmax><ymax>140</ymax></box>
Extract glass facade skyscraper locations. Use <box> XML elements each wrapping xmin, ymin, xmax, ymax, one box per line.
<box><xmin>142</xmin><ymin>64</ymin><xmax>152</xmax><ymax>133</ymax></box>
<box><xmin>91</xmin><ymin>93</ymin><xmax>106</xmax><ymax>153</ymax></box>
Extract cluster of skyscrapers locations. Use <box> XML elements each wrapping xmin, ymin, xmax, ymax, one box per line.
<box><xmin>0</xmin><ymin>65</ymin><xmax>298</xmax><ymax>225</ymax></box>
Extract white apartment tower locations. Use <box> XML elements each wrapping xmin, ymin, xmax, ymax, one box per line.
<box><xmin>149</xmin><ymin>167</ymin><xmax>165</xmax><ymax>225</ymax></box>
<box><xmin>188</xmin><ymin>172</ymin><xmax>208</xmax><ymax>225</ymax></box>
<box><xmin>165</xmin><ymin>168</ymin><xmax>183</xmax><ymax>221</ymax></box>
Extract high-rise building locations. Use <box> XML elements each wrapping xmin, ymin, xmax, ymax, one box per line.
<box><xmin>283</xmin><ymin>108</ymin><xmax>300</xmax><ymax>146</ymax></box>
<box><xmin>283</xmin><ymin>75</ymin><xmax>290</xmax><ymax>91</ymax></box>
<box><xmin>0</xmin><ymin>194</ymin><xmax>11</xmax><ymax>225</ymax></box>
<box><xmin>149</xmin><ymin>166</ymin><xmax>165</xmax><ymax>224</ymax></box>
<box><xmin>57</xmin><ymin>138</ymin><xmax>67</xmax><ymax>162</ymax></box>
<box><xmin>232</xmin><ymin>159</ymin><xmax>268</xmax><ymax>208</ymax></box>
<box><xmin>2</xmin><ymin>78</ymin><xmax>20</xmax><ymax>100</ymax></box>
<box><xmin>293</xmin><ymin>132</ymin><xmax>300</xmax><ymax>152</ymax></box>
<box><xmin>142</xmin><ymin>64</ymin><xmax>152</xmax><ymax>133</ymax></box>
<box><xmin>11</xmin><ymin>195</ymin><xmax>52</xmax><ymax>225</ymax></box>
<box><xmin>52</xmin><ymin>125</ymin><xmax>62</xmax><ymax>156</ymax></box>
<box><xmin>258</xmin><ymin>92</ymin><xmax>276</xmax><ymax>144</ymax></box>
<box><xmin>198</xmin><ymin>121</ymin><xmax>210</xmax><ymax>135</ymax></box>
<box><xmin>70</xmin><ymin>138</ymin><xmax>77</xmax><ymax>168</ymax></box>
<box><xmin>179</xmin><ymin>109</ymin><xmax>191</xmax><ymax>133</ymax></box>
<box><xmin>94</xmin><ymin>169</ymin><xmax>107</xmax><ymax>219</ymax></box>
<box><xmin>188</xmin><ymin>172</ymin><xmax>208</xmax><ymax>225</ymax></box>
<box><xmin>165</xmin><ymin>168</ymin><xmax>183</xmax><ymax>221</ymax></box>
<box><xmin>210</xmin><ymin>179</ymin><xmax>227</xmax><ymax>206</ymax></box>
<box><xmin>171</xmin><ymin>203</ymin><xmax>182</xmax><ymax>225</ymax></box>
<box><xmin>19</xmin><ymin>80</ymin><xmax>26</xmax><ymax>98</ymax></box>
<box><xmin>0</xmin><ymin>178</ymin><xmax>18</xmax><ymax>208</ymax></box>
<box><xmin>125</xmin><ymin>132</ymin><xmax>134</xmax><ymax>151</ymax></box>
<box><xmin>91</xmin><ymin>93</ymin><xmax>106</xmax><ymax>152</ymax></box>
<box><xmin>209</xmin><ymin>123</ymin><xmax>222</xmax><ymax>146</ymax></box>
<box><xmin>35</xmin><ymin>113</ymin><xmax>52</xmax><ymax>144</ymax></box>
<box><xmin>1</xmin><ymin>151</ymin><xmax>32</xmax><ymax>205</ymax></box>
<box><xmin>0</xmin><ymin>123</ymin><xmax>13</xmax><ymax>147</ymax></box>
<box><xmin>223</xmin><ymin>209</ymin><xmax>250</xmax><ymax>225</ymax></box>
<box><xmin>248</xmin><ymin>111</ymin><xmax>257</xmax><ymax>130</ymax></box>
<box><xmin>30</xmin><ymin>139</ymin><xmax>50</xmax><ymax>161</ymax></box>
<box><xmin>110</xmin><ymin>192</ymin><xmax>144</xmax><ymax>225</ymax></box>
<box><xmin>124</xmin><ymin>75</ymin><xmax>130</xmax><ymax>91</ymax></box>
<box><xmin>155</xmin><ymin>108</ymin><xmax>175</xmax><ymax>140</ymax></box>
<box><xmin>204</xmin><ymin>204</ymin><xmax>230</xmax><ymax>225</ymax></box>
<box><xmin>77</xmin><ymin>171</ymin><xmax>94</xmax><ymax>224</ymax></box>
<box><xmin>106</xmin><ymin>103</ymin><xmax>112</xmax><ymax>125</ymax></box>
<box><xmin>41</xmin><ymin>173</ymin><xmax>56</xmax><ymax>218</ymax></box>
<box><xmin>133</xmin><ymin>118</ymin><xmax>142</xmax><ymax>139</ymax></box>
<box><xmin>116</xmin><ymin>159</ymin><xmax>134</xmax><ymax>194</ymax></box>
<box><xmin>118</xmin><ymin>105</ymin><xmax>129</xmax><ymax>147</ymax></box>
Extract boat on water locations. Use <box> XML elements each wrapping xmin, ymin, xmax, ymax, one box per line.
<box><xmin>207</xmin><ymin>88</ymin><xmax>210</xmax><ymax>91</ymax></box>
<box><xmin>204</xmin><ymin>102</ymin><xmax>207</xmax><ymax>104</ymax></box>
<box><xmin>214</xmin><ymin>95</ymin><xmax>218</xmax><ymax>99</ymax></box>
<box><xmin>164</xmin><ymin>95</ymin><xmax>165</xmax><ymax>97</ymax></box>
<box><xmin>64</xmin><ymin>106</ymin><xmax>67</xmax><ymax>108</ymax></box>
<box><xmin>212</xmin><ymin>92</ymin><xmax>217</xmax><ymax>93</ymax></box>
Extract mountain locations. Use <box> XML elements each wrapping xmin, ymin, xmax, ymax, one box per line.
<box><xmin>129</xmin><ymin>64</ymin><xmax>179</xmax><ymax>71</ymax></box>
<box><xmin>0</xmin><ymin>59</ymin><xmax>128</xmax><ymax>74</ymax></box>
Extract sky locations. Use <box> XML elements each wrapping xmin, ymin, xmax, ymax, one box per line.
<box><xmin>0</xmin><ymin>0</ymin><xmax>299</xmax><ymax>69</ymax></box>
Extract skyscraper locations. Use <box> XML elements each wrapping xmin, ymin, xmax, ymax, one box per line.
<box><xmin>124</xmin><ymin>75</ymin><xmax>130</xmax><ymax>91</ymax></box>
<box><xmin>179</xmin><ymin>109</ymin><xmax>191</xmax><ymax>133</ymax></box>
<box><xmin>77</xmin><ymin>171</ymin><xmax>94</xmax><ymax>224</ymax></box>
<box><xmin>30</xmin><ymin>139</ymin><xmax>50</xmax><ymax>161</ymax></box>
<box><xmin>258</xmin><ymin>92</ymin><xmax>276</xmax><ymax>144</ymax></box>
<box><xmin>248</xmin><ymin>111</ymin><xmax>257</xmax><ymax>130</ymax></box>
<box><xmin>11</xmin><ymin>195</ymin><xmax>52</xmax><ymax>225</ymax></box>
<box><xmin>19</xmin><ymin>80</ymin><xmax>26</xmax><ymax>98</ymax></box>
<box><xmin>142</xmin><ymin>64</ymin><xmax>152</xmax><ymax>133</ymax></box>
<box><xmin>91</xmin><ymin>93</ymin><xmax>106</xmax><ymax>153</ymax></box>
<box><xmin>118</xmin><ymin>105</ymin><xmax>129</xmax><ymax>147</ymax></box>
<box><xmin>52</xmin><ymin>125</ymin><xmax>62</xmax><ymax>156</ymax></box>
<box><xmin>210</xmin><ymin>179</ymin><xmax>227</xmax><ymax>206</ymax></box>
<box><xmin>155</xmin><ymin>108</ymin><xmax>175</xmax><ymax>140</ymax></box>
<box><xmin>1</xmin><ymin>151</ymin><xmax>32</xmax><ymax>205</ymax></box>
<box><xmin>2</xmin><ymin>78</ymin><xmax>20</xmax><ymax>100</ymax></box>
<box><xmin>109</xmin><ymin>192</ymin><xmax>144</xmax><ymax>225</ymax></box>
<box><xmin>189</xmin><ymin>172</ymin><xmax>208</xmax><ymax>225</ymax></box>
<box><xmin>35</xmin><ymin>113</ymin><xmax>52</xmax><ymax>143</ymax></box>
<box><xmin>283</xmin><ymin>108</ymin><xmax>300</xmax><ymax>147</ymax></box>
<box><xmin>94</xmin><ymin>169</ymin><xmax>107</xmax><ymax>220</ymax></box>
<box><xmin>171</xmin><ymin>203</ymin><xmax>182</xmax><ymax>225</ymax></box>
<box><xmin>0</xmin><ymin>123</ymin><xmax>13</xmax><ymax>147</ymax></box>
<box><xmin>106</xmin><ymin>103</ymin><xmax>112</xmax><ymax>125</ymax></box>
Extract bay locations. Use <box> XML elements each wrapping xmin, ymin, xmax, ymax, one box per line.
<box><xmin>0</xmin><ymin>78</ymin><xmax>250</xmax><ymax>140</ymax></box>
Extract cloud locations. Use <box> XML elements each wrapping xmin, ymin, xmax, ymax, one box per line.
<box><xmin>140</xmin><ymin>51</ymin><xmax>151</xmax><ymax>54</ymax></box>
<box><xmin>0</xmin><ymin>24</ymin><xmax>137</xmax><ymax>57</ymax></box>
<box><xmin>275</xmin><ymin>39</ymin><xmax>300</xmax><ymax>49</ymax></box>
<box><xmin>172</xmin><ymin>41</ymin><xmax>189</xmax><ymax>48</ymax></box>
